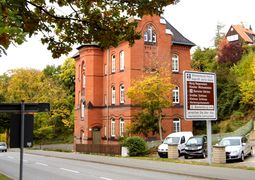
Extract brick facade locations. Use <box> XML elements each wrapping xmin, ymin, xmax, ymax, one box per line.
<box><xmin>74</xmin><ymin>15</ymin><xmax>195</xmax><ymax>145</ymax></box>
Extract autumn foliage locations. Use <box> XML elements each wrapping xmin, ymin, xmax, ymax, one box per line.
<box><xmin>217</xmin><ymin>39</ymin><xmax>244</xmax><ymax>64</ymax></box>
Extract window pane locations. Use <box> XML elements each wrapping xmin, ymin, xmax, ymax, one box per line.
<box><xmin>120</xmin><ymin>84</ymin><xmax>125</xmax><ymax>104</ymax></box>
<box><xmin>172</xmin><ymin>54</ymin><xmax>179</xmax><ymax>72</ymax></box>
<box><xmin>111</xmin><ymin>119</ymin><xmax>115</xmax><ymax>136</ymax></box>
<box><xmin>112</xmin><ymin>86</ymin><xmax>115</xmax><ymax>105</ymax></box>
<box><xmin>173</xmin><ymin>119</ymin><xmax>180</xmax><ymax>132</ymax></box>
<box><xmin>120</xmin><ymin>51</ymin><xmax>125</xmax><ymax>71</ymax></box>
<box><xmin>120</xmin><ymin>118</ymin><xmax>124</xmax><ymax>137</ymax></box>
<box><xmin>112</xmin><ymin>55</ymin><xmax>115</xmax><ymax>73</ymax></box>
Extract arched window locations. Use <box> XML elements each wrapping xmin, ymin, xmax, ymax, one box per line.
<box><xmin>80</xmin><ymin>100</ymin><xmax>85</xmax><ymax>119</ymax></box>
<box><xmin>144</xmin><ymin>25</ymin><xmax>157</xmax><ymax>44</ymax></box>
<box><xmin>111</xmin><ymin>118</ymin><xmax>116</xmax><ymax>137</ymax></box>
<box><xmin>173</xmin><ymin>118</ymin><xmax>181</xmax><ymax>133</ymax></box>
<box><xmin>111</xmin><ymin>54</ymin><xmax>116</xmax><ymax>73</ymax></box>
<box><xmin>82</xmin><ymin>64</ymin><xmax>86</xmax><ymax>88</ymax></box>
<box><xmin>172</xmin><ymin>86</ymin><xmax>179</xmax><ymax>104</ymax></box>
<box><xmin>120</xmin><ymin>50</ymin><xmax>125</xmax><ymax>71</ymax></box>
<box><xmin>111</xmin><ymin>86</ymin><xmax>116</xmax><ymax>105</ymax></box>
<box><xmin>172</xmin><ymin>54</ymin><xmax>179</xmax><ymax>72</ymax></box>
<box><xmin>120</xmin><ymin>84</ymin><xmax>125</xmax><ymax>104</ymax></box>
<box><xmin>120</xmin><ymin>118</ymin><xmax>124</xmax><ymax>137</ymax></box>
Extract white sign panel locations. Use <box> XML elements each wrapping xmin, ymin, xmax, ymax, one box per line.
<box><xmin>183</xmin><ymin>71</ymin><xmax>217</xmax><ymax>120</ymax></box>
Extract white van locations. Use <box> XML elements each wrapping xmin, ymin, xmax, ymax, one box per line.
<box><xmin>158</xmin><ymin>131</ymin><xmax>193</xmax><ymax>158</ymax></box>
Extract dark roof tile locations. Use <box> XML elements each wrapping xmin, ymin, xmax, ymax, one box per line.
<box><xmin>162</xmin><ymin>17</ymin><xmax>196</xmax><ymax>47</ymax></box>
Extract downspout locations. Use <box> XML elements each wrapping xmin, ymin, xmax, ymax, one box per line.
<box><xmin>107</xmin><ymin>49</ymin><xmax>110</xmax><ymax>143</ymax></box>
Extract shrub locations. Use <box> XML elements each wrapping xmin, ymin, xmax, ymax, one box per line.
<box><xmin>122</xmin><ymin>136</ymin><xmax>148</xmax><ymax>156</ymax></box>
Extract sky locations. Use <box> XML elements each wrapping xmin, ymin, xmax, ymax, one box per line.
<box><xmin>0</xmin><ymin>0</ymin><xmax>255</xmax><ymax>75</ymax></box>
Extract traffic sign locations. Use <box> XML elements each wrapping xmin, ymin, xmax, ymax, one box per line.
<box><xmin>183</xmin><ymin>71</ymin><xmax>217</xmax><ymax>120</ymax></box>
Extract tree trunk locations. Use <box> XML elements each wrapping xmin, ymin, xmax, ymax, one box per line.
<box><xmin>158</xmin><ymin>111</ymin><xmax>163</xmax><ymax>141</ymax></box>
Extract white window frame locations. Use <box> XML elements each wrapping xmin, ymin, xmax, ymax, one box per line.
<box><xmin>111</xmin><ymin>54</ymin><xmax>116</xmax><ymax>73</ymax></box>
<box><xmin>80</xmin><ymin>100</ymin><xmax>85</xmax><ymax>119</ymax></box>
<box><xmin>173</xmin><ymin>118</ymin><xmax>181</xmax><ymax>133</ymax></box>
<box><xmin>144</xmin><ymin>31</ymin><xmax>148</xmax><ymax>42</ymax></box>
<box><xmin>144</xmin><ymin>25</ymin><xmax>157</xmax><ymax>43</ymax></box>
<box><xmin>120</xmin><ymin>84</ymin><xmax>125</xmax><ymax>104</ymax></box>
<box><xmin>172</xmin><ymin>54</ymin><xmax>179</xmax><ymax>72</ymax></box>
<box><xmin>120</xmin><ymin>118</ymin><xmax>124</xmax><ymax>137</ymax></box>
<box><xmin>120</xmin><ymin>50</ymin><xmax>125</xmax><ymax>71</ymax></box>
<box><xmin>111</xmin><ymin>118</ymin><xmax>116</xmax><ymax>137</ymax></box>
<box><xmin>111</xmin><ymin>86</ymin><xmax>116</xmax><ymax>105</ymax></box>
<box><xmin>82</xmin><ymin>64</ymin><xmax>86</xmax><ymax>88</ymax></box>
<box><xmin>172</xmin><ymin>86</ymin><xmax>179</xmax><ymax>104</ymax></box>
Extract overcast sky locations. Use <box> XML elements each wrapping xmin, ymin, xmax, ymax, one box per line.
<box><xmin>0</xmin><ymin>0</ymin><xmax>254</xmax><ymax>75</ymax></box>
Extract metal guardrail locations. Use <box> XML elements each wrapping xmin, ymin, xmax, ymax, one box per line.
<box><xmin>212</xmin><ymin>120</ymin><xmax>254</xmax><ymax>143</ymax></box>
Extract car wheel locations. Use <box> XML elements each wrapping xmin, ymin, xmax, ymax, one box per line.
<box><xmin>178</xmin><ymin>150</ymin><xmax>181</xmax><ymax>157</ymax></box>
<box><xmin>240</xmin><ymin>152</ymin><xmax>244</xmax><ymax>162</ymax></box>
<box><xmin>184</xmin><ymin>155</ymin><xmax>189</xmax><ymax>159</ymax></box>
<box><xmin>202</xmin><ymin>151</ymin><xmax>206</xmax><ymax>159</ymax></box>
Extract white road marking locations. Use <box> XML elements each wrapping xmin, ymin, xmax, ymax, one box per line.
<box><xmin>7</xmin><ymin>156</ymin><xmax>14</xmax><ymax>159</ymax></box>
<box><xmin>100</xmin><ymin>177</ymin><xmax>113</xmax><ymax>180</ymax></box>
<box><xmin>35</xmin><ymin>162</ymin><xmax>48</xmax><ymax>166</ymax></box>
<box><xmin>23</xmin><ymin>159</ymin><xmax>28</xmax><ymax>162</ymax></box>
<box><xmin>60</xmin><ymin>168</ymin><xmax>80</xmax><ymax>174</ymax></box>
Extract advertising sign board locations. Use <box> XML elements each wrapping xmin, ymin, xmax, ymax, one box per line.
<box><xmin>183</xmin><ymin>71</ymin><xmax>217</xmax><ymax>120</ymax></box>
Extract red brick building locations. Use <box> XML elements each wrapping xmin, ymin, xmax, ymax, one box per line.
<box><xmin>74</xmin><ymin>15</ymin><xmax>195</xmax><ymax>145</ymax></box>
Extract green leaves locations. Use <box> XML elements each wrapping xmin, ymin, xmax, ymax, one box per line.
<box><xmin>0</xmin><ymin>0</ymin><xmax>177</xmax><ymax>58</ymax></box>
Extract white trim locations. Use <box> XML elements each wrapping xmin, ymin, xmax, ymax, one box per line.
<box><xmin>160</xmin><ymin>18</ymin><xmax>166</xmax><ymax>24</ymax></box>
<box><xmin>134</xmin><ymin>16</ymin><xmax>141</xmax><ymax>20</ymax></box>
<box><xmin>165</xmin><ymin>29</ymin><xmax>173</xmax><ymax>35</ymax></box>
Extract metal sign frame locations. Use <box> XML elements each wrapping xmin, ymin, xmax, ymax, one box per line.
<box><xmin>183</xmin><ymin>71</ymin><xmax>217</xmax><ymax>121</ymax></box>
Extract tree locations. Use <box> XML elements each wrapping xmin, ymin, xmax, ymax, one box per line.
<box><xmin>217</xmin><ymin>39</ymin><xmax>244</xmax><ymax>65</ymax></box>
<box><xmin>0</xmin><ymin>0</ymin><xmax>179</xmax><ymax>58</ymax></box>
<box><xmin>127</xmin><ymin>66</ymin><xmax>174</xmax><ymax>141</ymax></box>
<box><xmin>214</xmin><ymin>22</ymin><xmax>225</xmax><ymax>47</ymax></box>
<box><xmin>191</xmin><ymin>47</ymin><xmax>217</xmax><ymax>72</ymax></box>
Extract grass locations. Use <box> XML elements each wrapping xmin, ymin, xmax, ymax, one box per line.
<box><xmin>130</xmin><ymin>155</ymin><xmax>255</xmax><ymax>171</ymax></box>
<box><xmin>0</xmin><ymin>173</ymin><xmax>10</xmax><ymax>180</ymax></box>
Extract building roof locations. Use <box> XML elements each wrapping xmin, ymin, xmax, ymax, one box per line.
<box><xmin>162</xmin><ymin>17</ymin><xmax>196</xmax><ymax>47</ymax></box>
<box><xmin>231</xmin><ymin>25</ymin><xmax>255</xmax><ymax>43</ymax></box>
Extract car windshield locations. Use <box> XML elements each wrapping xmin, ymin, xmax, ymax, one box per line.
<box><xmin>219</xmin><ymin>138</ymin><xmax>241</xmax><ymax>146</ymax></box>
<box><xmin>186</xmin><ymin>137</ymin><xmax>203</xmax><ymax>145</ymax></box>
<box><xmin>0</xmin><ymin>143</ymin><xmax>6</xmax><ymax>146</ymax></box>
<box><xmin>163</xmin><ymin>137</ymin><xmax>180</xmax><ymax>144</ymax></box>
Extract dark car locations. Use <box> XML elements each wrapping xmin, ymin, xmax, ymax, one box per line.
<box><xmin>184</xmin><ymin>136</ymin><xmax>207</xmax><ymax>159</ymax></box>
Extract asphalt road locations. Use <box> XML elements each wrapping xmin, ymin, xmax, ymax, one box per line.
<box><xmin>0</xmin><ymin>152</ymin><xmax>205</xmax><ymax>180</ymax></box>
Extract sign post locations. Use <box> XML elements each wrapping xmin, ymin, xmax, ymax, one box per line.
<box><xmin>183</xmin><ymin>71</ymin><xmax>217</xmax><ymax>164</ymax></box>
<box><xmin>0</xmin><ymin>102</ymin><xmax>50</xmax><ymax>180</ymax></box>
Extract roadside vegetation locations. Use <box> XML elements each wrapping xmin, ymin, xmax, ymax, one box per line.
<box><xmin>0</xmin><ymin>58</ymin><xmax>75</xmax><ymax>145</ymax></box>
<box><xmin>192</xmin><ymin>24</ymin><xmax>255</xmax><ymax>135</ymax></box>
<box><xmin>0</xmin><ymin>173</ymin><xmax>10</xmax><ymax>180</ymax></box>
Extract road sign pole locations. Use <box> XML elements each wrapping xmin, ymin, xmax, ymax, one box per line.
<box><xmin>207</xmin><ymin>120</ymin><xmax>212</xmax><ymax>165</ymax></box>
<box><xmin>19</xmin><ymin>101</ymin><xmax>25</xmax><ymax>180</ymax></box>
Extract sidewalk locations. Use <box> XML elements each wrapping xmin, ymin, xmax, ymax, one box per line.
<box><xmin>16</xmin><ymin>149</ymin><xmax>255</xmax><ymax>180</ymax></box>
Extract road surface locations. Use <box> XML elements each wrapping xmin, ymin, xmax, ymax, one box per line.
<box><xmin>0</xmin><ymin>152</ymin><xmax>205</xmax><ymax>180</ymax></box>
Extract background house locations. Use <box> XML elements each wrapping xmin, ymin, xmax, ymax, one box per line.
<box><xmin>74</xmin><ymin>15</ymin><xmax>195</xmax><ymax>145</ymax></box>
<box><xmin>225</xmin><ymin>24</ymin><xmax>255</xmax><ymax>44</ymax></box>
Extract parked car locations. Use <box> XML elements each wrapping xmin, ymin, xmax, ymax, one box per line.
<box><xmin>218</xmin><ymin>136</ymin><xmax>253</xmax><ymax>161</ymax></box>
<box><xmin>0</xmin><ymin>142</ymin><xmax>7</xmax><ymax>152</ymax></box>
<box><xmin>158</xmin><ymin>131</ymin><xmax>193</xmax><ymax>158</ymax></box>
<box><xmin>184</xmin><ymin>136</ymin><xmax>207</xmax><ymax>159</ymax></box>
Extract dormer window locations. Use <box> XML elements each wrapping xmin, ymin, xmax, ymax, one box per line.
<box><xmin>144</xmin><ymin>25</ymin><xmax>157</xmax><ymax>44</ymax></box>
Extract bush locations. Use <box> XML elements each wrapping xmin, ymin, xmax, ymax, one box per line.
<box><xmin>122</xmin><ymin>136</ymin><xmax>148</xmax><ymax>156</ymax></box>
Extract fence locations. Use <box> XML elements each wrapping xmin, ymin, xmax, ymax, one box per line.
<box><xmin>76</xmin><ymin>144</ymin><xmax>122</xmax><ymax>156</ymax></box>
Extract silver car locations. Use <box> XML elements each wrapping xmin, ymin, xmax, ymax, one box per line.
<box><xmin>0</xmin><ymin>142</ymin><xmax>7</xmax><ymax>152</ymax></box>
<box><xmin>219</xmin><ymin>136</ymin><xmax>253</xmax><ymax>161</ymax></box>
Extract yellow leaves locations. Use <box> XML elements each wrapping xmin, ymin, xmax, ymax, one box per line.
<box><xmin>239</xmin><ymin>81</ymin><xmax>255</xmax><ymax>105</ymax></box>
<box><xmin>127</xmin><ymin>73</ymin><xmax>174</xmax><ymax>109</ymax></box>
